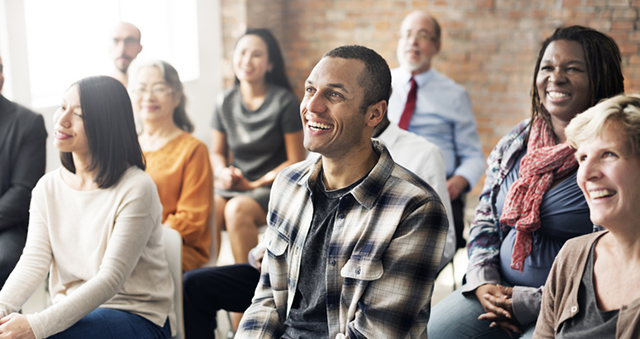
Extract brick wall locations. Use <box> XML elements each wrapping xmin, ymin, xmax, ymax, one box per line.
<box><xmin>220</xmin><ymin>0</ymin><xmax>640</xmax><ymax>193</ymax></box>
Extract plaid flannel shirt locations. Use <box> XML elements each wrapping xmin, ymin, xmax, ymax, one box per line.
<box><xmin>236</xmin><ymin>140</ymin><xmax>448</xmax><ymax>339</ymax></box>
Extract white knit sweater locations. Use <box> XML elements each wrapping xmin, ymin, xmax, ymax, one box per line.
<box><xmin>0</xmin><ymin>167</ymin><xmax>176</xmax><ymax>338</ymax></box>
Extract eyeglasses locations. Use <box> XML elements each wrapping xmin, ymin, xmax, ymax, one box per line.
<box><xmin>397</xmin><ymin>30</ymin><xmax>437</xmax><ymax>43</ymax></box>
<box><xmin>131</xmin><ymin>85</ymin><xmax>173</xmax><ymax>97</ymax></box>
<box><xmin>112</xmin><ymin>37</ymin><xmax>140</xmax><ymax>46</ymax></box>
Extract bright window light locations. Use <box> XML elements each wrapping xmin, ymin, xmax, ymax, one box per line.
<box><xmin>24</xmin><ymin>0</ymin><xmax>199</xmax><ymax>108</ymax></box>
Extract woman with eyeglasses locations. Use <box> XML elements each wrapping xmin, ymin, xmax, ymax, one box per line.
<box><xmin>0</xmin><ymin>76</ymin><xmax>174</xmax><ymax>338</ymax></box>
<box><xmin>130</xmin><ymin>60</ymin><xmax>213</xmax><ymax>272</ymax></box>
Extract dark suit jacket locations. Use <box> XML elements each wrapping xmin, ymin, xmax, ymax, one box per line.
<box><xmin>0</xmin><ymin>95</ymin><xmax>47</xmax><ymax>232</ymax></box>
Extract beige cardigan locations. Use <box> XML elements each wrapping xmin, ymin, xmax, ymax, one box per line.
<box><xmin>0</xmin><ymin>167</ymin><xmax>176</xmax><ymax>339</ymax></box>
<box><xmin>533</xmin><ymin>231</ymin><xmax>640</xmax><ymax>339</ymax></box>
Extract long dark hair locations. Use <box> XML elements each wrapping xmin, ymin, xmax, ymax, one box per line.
<box><xmin>528</xmin><ymin>25</ymin><xmax>624</xmax><ymax>140</ymax></box>
<box><xmin>61</xmin><ymin>76</ymin><xmax>145</xmax><ymax>188</ymax></box>
<box><xmin>234</xmin><ymin>28</ymin><xmax>292</xmax><ymax>91</ymax></box>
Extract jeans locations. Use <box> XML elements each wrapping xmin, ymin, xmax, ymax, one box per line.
<box><xmin>183</xmin><ymin>263</ymin><xmax>260</xmax><ymax>339</ymax></box>
<box><xmin>428</xmin><ymin>286</ymin><xmax>535</xmax><ymax>339</ymax></box>
<box><xmin>47</xmin><ymin>308</ymin><xmax>170</xmax><ymax>339</ymax></box>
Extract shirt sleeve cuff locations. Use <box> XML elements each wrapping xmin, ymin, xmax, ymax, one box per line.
<box><xmin>453</xmin><ymin>164</ymin><xmax>484</xmax><ymax>192</ymax></box>
<box><xmin>248</xmin><ymin>243</ymin><xmax>267</xmax><ymax>270</ymax></box>
<box><xmin>512</xmin><ymin>285</ymin><xmax>542</xmax><ymax>325</ymax></box>
<box><xmin>461</xmin><ymin>264</ymin><xmax>501</xmax><ymax>296</ymax></box>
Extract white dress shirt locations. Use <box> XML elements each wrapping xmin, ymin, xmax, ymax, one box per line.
<box><xmin>376</xmin><ymin>123</ymin><xmax>456</xmax><ymax>270</ymax></box>
<box><xmin>388</xmin><ymin>67</ymin><xmax>484</xmax><ymax>190</ymax></box>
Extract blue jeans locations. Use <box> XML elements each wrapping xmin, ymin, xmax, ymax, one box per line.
<box><xmin>428</xmin><ymin>287</ymin><xmax>535</xmax><ymax>339</ymax></box>
<box><xmin>47</xmin><ymin>308</ymin><xmax>170</xmax><ymax>339</ymax></box>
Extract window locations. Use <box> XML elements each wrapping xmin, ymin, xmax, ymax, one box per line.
<box><xmin>23</xmin><ymin>0</ymin><xmax>199</xmax><ymax>108</ymax></box>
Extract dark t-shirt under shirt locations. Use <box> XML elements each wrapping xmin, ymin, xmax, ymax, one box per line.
<box><xmin>557</xmin><ymin>240</ymin><xmax>619</xmax><ymax>338</ymax></box>
<box><xmin>281</xmin><ymin>174</ymin><xmax>365</xmax><ymax>339</ymax></box>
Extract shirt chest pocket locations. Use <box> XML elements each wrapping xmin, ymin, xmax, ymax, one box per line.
<box><xmin>265</xmin><ymin>226</ymin><xmax>289</xmax><ymax>257</ymax></box>
<box><xmin>340</xmin><ymin>257</ymin><xmax>384</xmax><ymax>281</ymax></box>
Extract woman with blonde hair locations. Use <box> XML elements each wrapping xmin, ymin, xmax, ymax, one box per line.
<box><xmin>534</xmin><ymin>94</ymin><xmax>640</xmax><ymax>338</ymax></box>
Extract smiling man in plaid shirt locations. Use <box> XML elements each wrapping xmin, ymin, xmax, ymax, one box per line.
<box><xmin>236</xmin><ymin>45</ymin><xmax>448</xmax><ymax>339</ymax></box>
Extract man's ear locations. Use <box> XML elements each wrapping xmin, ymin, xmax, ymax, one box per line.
<box><xmin>366</xmin><ymin>100</ymin><xmax>386</xmax><ymax>128</ymax></box>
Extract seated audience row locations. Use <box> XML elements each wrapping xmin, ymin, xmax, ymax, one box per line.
<box><xmin>0</xmin><ymin>11</ymin><xmax>637</xmax><ymax>339</ymax></box>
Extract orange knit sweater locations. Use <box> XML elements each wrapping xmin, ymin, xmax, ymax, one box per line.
<box><xmin>144</xmin><ymin>132</ymin><xmax>213</xmax><ymax>271</ymax></box>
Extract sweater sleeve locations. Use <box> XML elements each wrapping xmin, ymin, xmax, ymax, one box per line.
<box><xmin>164</xmin><ymin>142</ymin><xmax>214</xmax><ymax>270</ymax></box>
<box><xmin>26</xmin><ymin>177</ymin><xmax>159</xmax><ymax>339</ymax></box>
<box><xmin>0</xmin><ymin>181</ymin><xmax>53</xmax><ymax>319</ymax></box>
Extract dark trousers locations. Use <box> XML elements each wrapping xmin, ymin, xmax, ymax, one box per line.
<box><xmin>0</xmin><ymin>226</ymin><xmax>27</xmax><ymax>289</ymax></box>
<box><xmin>451</xmin><ymin>194</ymin><xmax>467</xmax><ymax>249</ymax></box>
<box><xmin>183</xmin><ymin>263</ymin><xmax>260</xmax><ymax>339</ymax></box>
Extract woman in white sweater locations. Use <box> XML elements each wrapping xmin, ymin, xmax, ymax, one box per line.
<box><xmin>0</xmin><ymin>76</ymin><xmax>175</xmax><ymax>339</ymax></box>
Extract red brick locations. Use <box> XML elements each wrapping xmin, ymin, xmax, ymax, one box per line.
<box><xmin>608</xmin><ymin>31</ymin><xmax>629</xmax><ymax>42</ymax></box>
<box><xmin>587</xmin><ymin>19</ymin><xmax>612</xmax><ymax>30</ymax></box>
<box><xmin>608</xmin><ymin>0</ymin><xmax>632</xmax><ymax>6</ymax></box>
<box><xmin>476</xmin><ymin>0</ymin><xmax>494</xmax><ymax>8</ymax></box>
<box><xmin>612</xmin><ymin>8</ymin><xmax>638</xmax><ymax>20</ymax></box>
<box><xmin>562</xmin><ymin>0</ymin><xmax>582</xmax><ymax>6</ymax></box>
<box><xmin>612</xmin><ymin>21</ymin><xmax>635</xmax><ymax>30</ymax></box>
<box><xmin>598</xmin><ymin>10</ymin><xmax>612</xmax><ymax>19</ymax></box>
<box><xmin>576</xmin><ymin>10</ymin><xmax>596</xmax><ymax>19</ymax></box>
<box><xmin>619</xmin><ymin>43</ymin><xmax>639</xmax><ymax>55</ymax></box>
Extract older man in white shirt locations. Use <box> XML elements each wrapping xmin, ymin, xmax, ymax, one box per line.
<box><xmin>372</xmin><ymin>113</ymin><xmax>456</xmax><ymax>271</ymax></box>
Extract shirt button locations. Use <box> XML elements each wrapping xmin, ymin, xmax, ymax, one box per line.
<box><xmin>338</xmin><ymin>213</ymin><xmax>345</xmax><ymax>219</ymax></box>
<box><xmin>329</xmin><ymin>303</ymin><xmax>336</xmax><ymax>310</ymax></box>
<box><xmin>329</xmin><ymin>260</ymin><xmax>336</xmax><ymax>266</ymax></box>
<box><xmin>355</xmin><ymin>267</ymin><xmax>361</xmax><ymax>275</ymax></box>
<box><xmin>571</xmin><ymin>306</ymin><xmax>577</xmax><ymax>313</ymax></box>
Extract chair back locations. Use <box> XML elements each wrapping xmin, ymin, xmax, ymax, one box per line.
<box><xmin>163</xmin><ymin>227</ymin><xmax>185</xmax><ymax>339</ymax></box>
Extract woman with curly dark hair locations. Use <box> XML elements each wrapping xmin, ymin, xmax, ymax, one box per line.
<box><xmin>428</xmin><ymin>25</ymin><xmax>624</xmax><ymax>339</ymax></box>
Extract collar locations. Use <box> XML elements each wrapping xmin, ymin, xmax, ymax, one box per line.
<box><xmin>296</xmin><ymin>139</ymin><xmax>395</xmax><ymax>210</ymax></box>
<box><xmin>375</xmin><ymin>123</ymin><xmax>401</xmax><ymax>147</ymax></box>
<box><xmin>397</xmin><ymin>67</ymin><xmax>435</xmax><ymax>88</ymax></box>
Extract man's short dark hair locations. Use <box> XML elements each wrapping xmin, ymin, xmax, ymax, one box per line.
<box><xmin>323</xmin><ymin>45</ymin><xmax>391</xmax><ymax>114</ymax></box>
<box><xmin>61</xmin><ymin>76</ymin><xmax>145</xmax><ymax>188</ymax></box>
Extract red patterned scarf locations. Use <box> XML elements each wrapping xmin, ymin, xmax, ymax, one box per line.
<box><xmin>499</xmin><ymin>117</ymin><xmax>578</xmax><ymax>272</ymax></box>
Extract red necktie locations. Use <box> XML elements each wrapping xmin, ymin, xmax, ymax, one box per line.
<box><xmin>398</xmin><ymin>77</ymin><xmax>417</xmax><ymax>130</ymax></box>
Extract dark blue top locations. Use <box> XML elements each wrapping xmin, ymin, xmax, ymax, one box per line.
<box><xmin>496</xmin><ymin>147</ymin><xmax>592</xmax><ymax>287</ymax></box>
